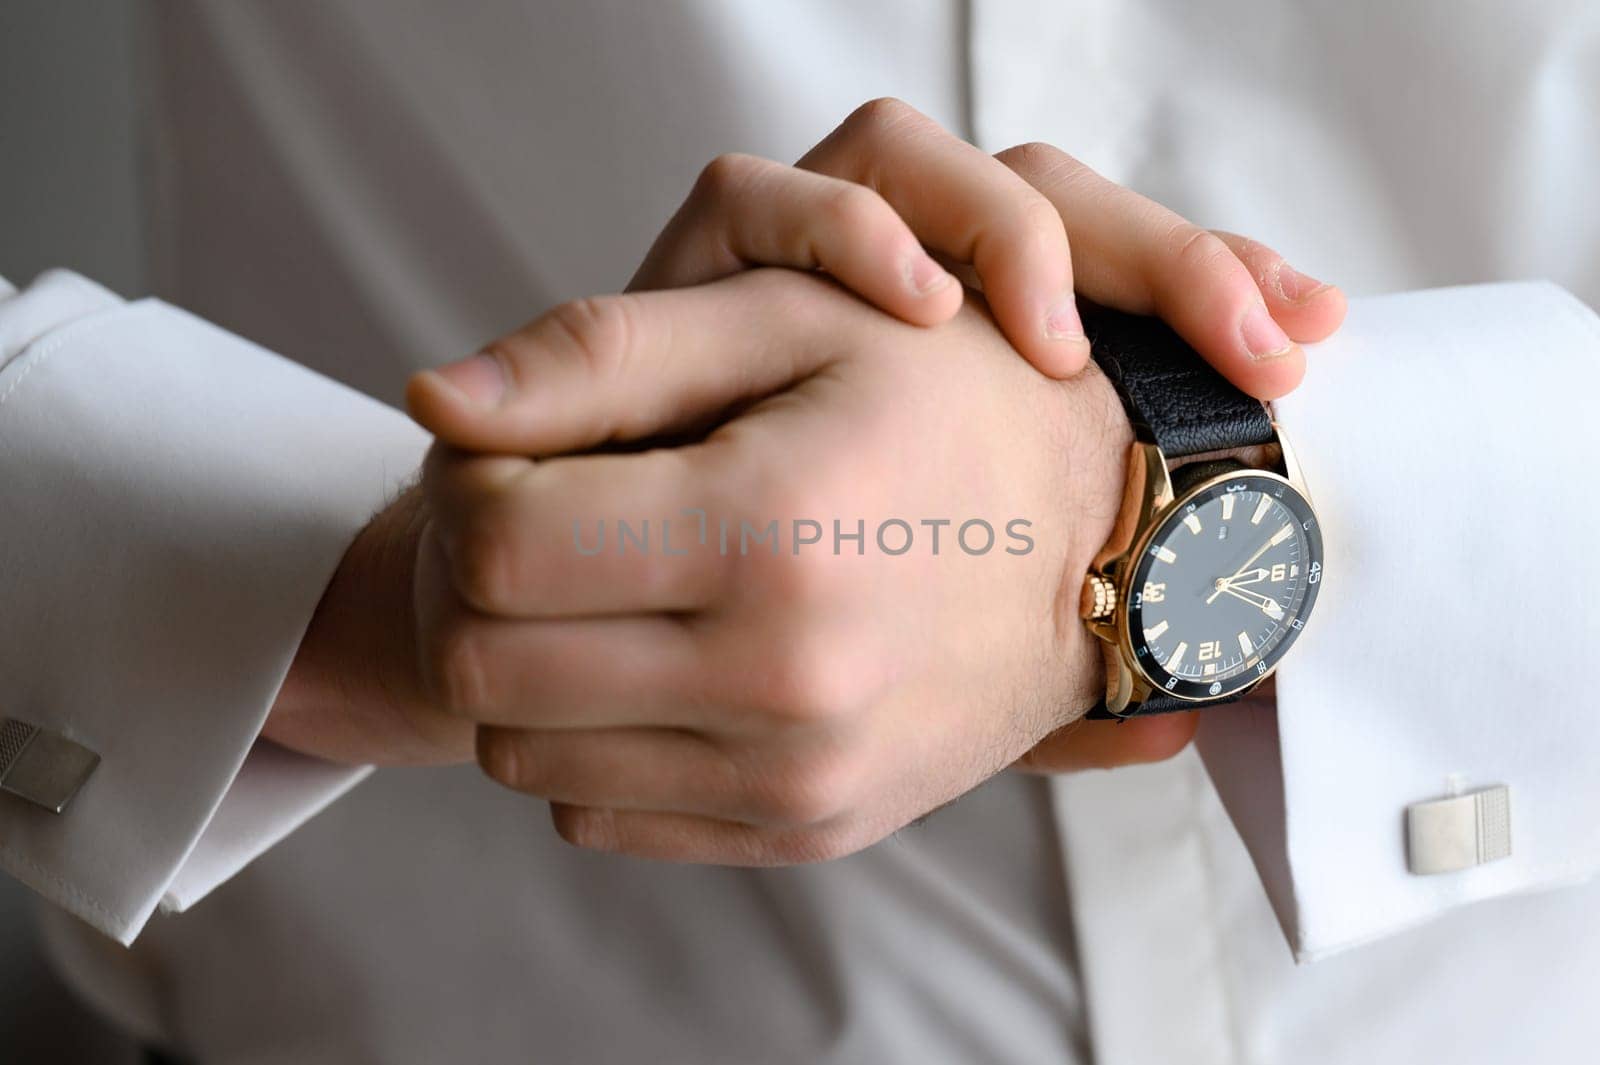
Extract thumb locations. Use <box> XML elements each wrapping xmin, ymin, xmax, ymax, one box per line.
<box><xmin>407</xmin><ymin>269</ymin><xmax>838</xmax><ymax>455</ymax></box>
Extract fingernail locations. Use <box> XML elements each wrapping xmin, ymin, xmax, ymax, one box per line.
<box><xmin>908</xmin><ymin>253</ymin><xmax>952</xmax><ymax>295</ymax></box>
<box><xmin>1045</xmin><ymin>294</ymin><xmax>1086</xmax><ymax>342</ymax></box>
<box><xmin>431</xmin><ymin>352</ymin><xmax>507</xmax><ymax>408</ymax></box>
<box><xmin>1272</xmin><ymin>261</ymin><xmax>1331</xmax><ymax>303</ymax></box>
<box><xmin>1240</xmin><ymin>303</ymin><xmax>1294</xmax><ymax>359</ymax></box>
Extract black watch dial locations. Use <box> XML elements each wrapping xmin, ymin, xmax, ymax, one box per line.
<box><xmin>1125</xmin><ymin>472</ymin><xmax>1323</xmax><ymax>700</ymax></box>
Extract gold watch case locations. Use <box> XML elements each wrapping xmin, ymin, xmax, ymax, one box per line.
<box><xmin>1079</xmin><ymin>419</ymin><xmax>1317</xmax><ymax>716</ymax></box>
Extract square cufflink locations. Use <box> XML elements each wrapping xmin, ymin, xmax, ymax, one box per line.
<box><xmin>0</xmin><ymin>718</ymin><xmax>99</xmax><ymax>814</ymax></box>
<box><xmin>1406</xmin><ymin>784</ymin><xmax>1511</xmax><ymax>876</ymax></box>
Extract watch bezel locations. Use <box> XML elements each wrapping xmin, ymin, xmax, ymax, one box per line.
<box><xmin>1119</xmin><ymin>468</ymin><xmax>1323</xmax><ymax>701</ymax></box>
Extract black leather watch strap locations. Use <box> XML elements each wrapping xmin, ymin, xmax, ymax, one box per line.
<box><xmin>1079</xmin><ymin>306</ymin><xmax>1275</xmax><ymax>719</ymax></box>
<box><xmin>1082</xmin><ymin>305</ymin><xmax>1276</xmax><ymax>458</ymax></box>
<box><xmin>1083</xmin><ymin>691</ymin><xmax>1238</xmax><ymax>721</ymax></box>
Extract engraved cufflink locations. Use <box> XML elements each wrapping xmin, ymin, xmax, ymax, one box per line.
<box><xmin>0</xmin><ymin>717</ymin><xmax>99</xmax><ymax>814</ymax></box>
<box><xmin>1406</xmin><ymin>783</ymin><xmax>1511</xmax><ymax>876</ymax></box>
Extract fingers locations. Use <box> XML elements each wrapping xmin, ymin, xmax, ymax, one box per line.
<box><xmin>1012</xmin><ymin>712</ymin><xmax>1199</xmax><ymax>773</ymax></box>
<box><xmin>407</xmin><ymin>270</ymin><xmax>837</xmax><ymax>454</ymax></box>
<box><xmin>421</xmin><ymin>445</ymin><xmax>729</xmax><ymax>617</ymax></box>
<box><xmin>629</xmin><ymin>153</ymin><xmax>963</xmax><ymax>326</ymax></box>
<box><xmin>798</xmin><ymin>98</ymin><xmax>1089</xmax><ymax>378</ymax></box>
<box><xmin>995</xmin><ymin>142</ymin><xmax>1345</xmax><ymax>399</ymax></box>
<box><xmin>414</xmin><ymin>548</ymin><xmax>714</xmax><ymax>727</ymax></box>
<box><xmin>480</xmin><ymin>728</ymin><xmax>866</xmax><ymax>835</ymax></box>
<box><xmin>481</xmin><ymin>728</ymin><xmax>743</xmax><ymax>816</ymax></box>
<box><xmin>546</xmin><ymin>804</ymin><xmax>870</xmax><ymax>865</ymax></box>
<box><xmin>1212</xmin><ymin>231</ymin><xmax>1347</xmax><ymax>343</ymax></box>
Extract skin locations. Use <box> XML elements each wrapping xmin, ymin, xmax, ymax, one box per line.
<box><xmin>268</xmin><ymin>100</ymin><xmax>1347</xmax><ymax>860</ymax></box>
<box><xmin>428</xmin><ymin>269</ymin><xmax>1133</xmax><ymax>862</ymax></box>
<box><xmin>631</xmin><ymin>100</ymin><xmax>1346</xmax><ymax>396</ymax></box>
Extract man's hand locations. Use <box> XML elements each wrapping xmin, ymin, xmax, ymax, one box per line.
<box><xmin>633</xmin><ymin>99</ymin><xmax>1348</xmax><ymax>396</ymax></box>
<box><xmin>399</xmin><ymin>269</ymin><xmax>1134</xmax><ymax>863</ymax></box>
<box><xmin>268</xmin><ymin>100</ymin><xmax>1348</xmax><ymax>796</ymax></box>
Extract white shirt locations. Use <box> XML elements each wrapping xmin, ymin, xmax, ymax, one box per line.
<box><xmin>3</xmin><ymin>1</ymin><xmax>1599</xmax><ymax>1062</ymax></box>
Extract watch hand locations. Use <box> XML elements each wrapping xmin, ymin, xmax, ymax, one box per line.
<box><xmin>1229</xmin><ymin>539</ymin><xmax>1277</xmax><ymax>581</ymax></box>
<box><xmin>1216</xmin><ymin>583</ymin><xmax>1285</xmax><ymax>618</ymax></box>
<box><xmin>1206</xmin><ymin>535</ymin><xmax>1277</xmax><ymax>603</ymax></box>
<box><xmin>1205</xmin><ymin>569</ymin><xmax>1264</xmax><ymax>605</ymax></box>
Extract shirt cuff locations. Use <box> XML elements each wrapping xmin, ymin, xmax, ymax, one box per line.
<box><xmin>0</xmin><ymin>272</ymin><xmax>427</xmax><ymax>944</ymax></box>
<box><xmin>1197</xmin><ymin>280</ymin><xmax>1600</xmax><ymax>961</ymax></box>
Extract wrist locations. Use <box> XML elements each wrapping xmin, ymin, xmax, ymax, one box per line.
<box><xmin>1046</xmin><ymin>364</ymin><xmax>1133</xmax><ymax>723</ymax></box>
<box><xmin>269</xmin><ymin>486</ymin><xmax>471</xmax><ymax>765</ymax></box>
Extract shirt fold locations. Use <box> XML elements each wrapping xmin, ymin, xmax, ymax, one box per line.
<box><xmin>0</xmin><ymin>273</ymin><xmax>426</xmax><ymax>943</ymax></box>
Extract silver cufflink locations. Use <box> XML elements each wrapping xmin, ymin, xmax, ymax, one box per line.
<box><xmin>0</xmin><ymin>718</ymin><xmax>99</xmax><ymax>814</ymax></box>
<box><xmin>1406</xmin><ymin>782</ymin><xmax>1511</xmax><ymax>875</ymax></box>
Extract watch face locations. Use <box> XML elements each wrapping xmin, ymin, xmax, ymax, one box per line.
<box><xmin>1125</xmin><ymin>471</ymin><xmax>1323</xmax><ymax>700</ymax></box>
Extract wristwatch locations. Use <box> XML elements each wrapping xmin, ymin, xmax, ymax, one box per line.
<box><xmin>1078</xmin><ymin>307</ymin><xmax>1325</xmax><ymax>719</ymax></box>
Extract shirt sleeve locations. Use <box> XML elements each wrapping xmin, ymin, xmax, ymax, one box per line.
<box><xmin>0</xmin><ymin>270</ymin><xmax>428</xmax><ymax>945</ymax></box>
<box><xmin>1195</xmin><ymin>280</ymin><xmax>1600</xmax><ymax>962</ymax></box>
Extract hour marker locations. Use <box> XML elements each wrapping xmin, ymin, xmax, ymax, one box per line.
<box><xmin>1237</xmin><ymin>631</ymin><xmax>1254</xmax><ymax>655</ymax></box>
<box><xmin>1220</xmin><ymin>494</ymin><xmax>1235</xmax><ymax>520</ymax></box>
<box><xmin>1203</xmin><ymin>663</ymin><xmax>1216</xmax><ymax>676</ymax></box>
<box><xmin>1183</xmin><ymin>513</ymin><xmax>1203</xmax><ymax>535</ymax></box>
<box><xmin>1144</xmin><ymin>620</ymin><xmax>1170</xmax><ymax>641</ymax></box>
<box><xmin>1251</xmin><ymin>496</ymin><xmax>1272</xmax><ymax>525</ymax></box>
<box><xmin>1269</xmin><ymin>523</ymin><xmax>1293</xmax><ymax>546</ymax></box>
<box><xmin>1290</xmin><ymin>564</ymin><xmax>1299</xmax><ymax>577</ymax></box>
<box><xmin>1166</xmin><ymin>641</ymin><xmax>1189</xmax><ymax>670</ymax></box>
<box><xmin>1154</xmin><ymin>545</ymin><xmax>1178</xmax><ymax>564</ymax></box>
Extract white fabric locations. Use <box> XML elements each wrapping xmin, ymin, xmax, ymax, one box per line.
<box><xmin>158</xmin><ymin>745</ymin><xmax>371</xmax><ymax>916</ymax></box>
<box><xmin>1200</xmin><ymin>280</ymin><xmax>1600</xmax><ymax>958</ymax></box>
<box><xmin>0</xmin><ymin>269</ymin><xmax>121</xmax><ymax>359</ymax></box>
<box><xmin>0</xmin><ymin>277</ymin><xmax>418</xmax><ymax>944</ymax></box>
<box><xmin>1055</xmin><ymin>748</ymin><xmax>1600</xmax><ymax>1065</ymax></box>
<box><xmin>2</xmin><ymin>0</ymin><xmax>1599</xmax><ymax>1061</ymax></box>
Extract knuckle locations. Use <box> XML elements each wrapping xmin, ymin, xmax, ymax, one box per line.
<box><xmin>1219</xmin><ymin>229</ymin><xmax>1268</xmax><ymax>264</ymax></box>
<box><xmin>729</xmin><ymin>477</ymin><xmax>843</xmax><ymax>602</ymax></box>
<box><xmin>759</xmin><ymin>635</ymin><xmax>866</xmax><ymax>723</ymax></box>
<box><xmin>694</xmin><ymin>152</ymin><xmax>763</xmax><ymax>200</ymax></box>
<box><xmin>475</xmin><ymin>336</ymin><xmax>525</xmax><ymax>392</ymax></box>
<box><xmin>746</xmin><ymin>464</ymin><xmax>825</xmax><ymax>521</ymax></box>
<box><xmin>448</xmin><ymin>500</ymin><xmax>519</xmax><ymax>613</ymax></box>
<box><xmin>1242</xmin><ymin>242</ymin><xmax>1291</xmax><ymax>289</ymax></box>
<box><xmin>544</xmin><ymin>294</ymin><xmax>640</xmax><ymax>385</ymax></box>
<box><xmin>995</xmin><ymin>140</ymin><xmax>1074</xmax><ymax>179</ymax></box>
<box><xmin>628</xmin><ymin>547</ymin><xmax>676</xmax><ymax>604</ymax></box>
<box><xmin>978</xmin><ymin>191</ymin><xmax>1068</xmax><ymax>269</ymax></box>
<box><xmin>550</xmin><ymin>805</ymin><xmax>618</xmax><ymax>852</ymax></box>
<box><xmin>754</xmin><ymin>541</ymin><xmax>840</xmax><ymax>612</ymax></box>
<box><xmin>748</xmin><ymin>750</ymin><xmax>860</xmax><ymax>826</ymax></box>
<box><xmin>423</xmin><ymin>621</ymin><xmax>490</xmax><ymax>718</ymax></box>
<box><xmin>476</xmin><ymin>730</ymin><xmax>523</xmax><ymax>789</ymax></box>
<box><xmin>1004</xmin><ymin>195</ymin><xmax>1068</xmax><ymax>260</ymax></box>
<box><xmin>819</xmin><ymin>183</ymin><xmax>893</xmax><ymax>237</ymax></box>
<box><xmin>1164</xmin><ymin>223</ymin><xmax>1240</xmax><ymax>281</ymax></box>
<box><xmin>1014</xmin><ymin>192</ymin><xmax>1070</xmax><ymax>251</ymax></box>
<box><xmin>841</xmin><ymin>96</ymin><xmax>921</xmax><ymax>140</ymax></box>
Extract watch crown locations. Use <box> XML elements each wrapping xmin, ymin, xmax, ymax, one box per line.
<box><xmin>1082</xmin><ymin>574</ymin><xmax>1117</xmax><ymax>621</ymax></box>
